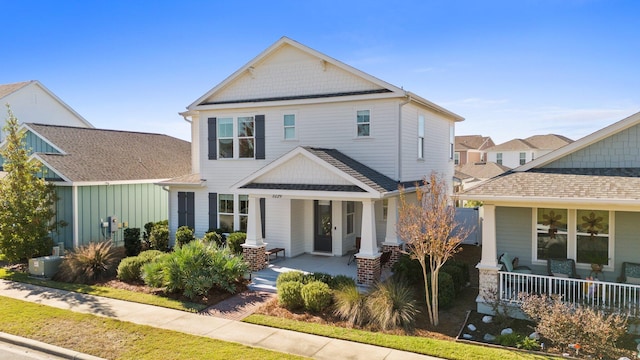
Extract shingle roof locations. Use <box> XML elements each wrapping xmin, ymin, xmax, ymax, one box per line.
<box><xmin>524</xmin><ymin>134</ymin><xmax>573</xmax><ymax>150</ymax></box>
<box><xmin>455</xmin><ymin>135</ymin><xmax>494</xmax><ymax>151</ymax></box>
<box><xmin>455</xmin><ymin>162</ymin><xmax>511</xmax><ymax>179</ymax></box>
<box><xmin>27</xmin><ymin>123</ymin><xmax>191</xmax><ymax>182</ymax></box>
<box><xmin>157</xmin><ymin>173</ymin><xmax>204</xmax><ymax>185</ymax></box>
<box><xmin>0</xmin><ymin>81</ymin><xmax>32</xmax><ymax>99</ymax></box>
<box><xmin>462</xmin><ymin>168</ymin><xmax>640</xmax><ymax>200</ymax></box>
<box><xmin>487</xmin><ymin>138</ymin><xmax>536</xmax><ymax>151</ymax></box>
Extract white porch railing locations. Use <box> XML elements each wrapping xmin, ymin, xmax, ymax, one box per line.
<box><xmin>498</xmin><ymin>271</ymin><xmax>640</xmax><ymax>318</ymax></box>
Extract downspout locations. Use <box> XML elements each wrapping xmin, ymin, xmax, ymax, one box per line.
<box><xmin>397</xmin><ymin>93</ymin><xmax>411</xmax><ymax>181</ymax></box>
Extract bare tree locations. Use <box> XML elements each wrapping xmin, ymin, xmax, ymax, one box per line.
<box><xmin>396</xmin><ymin>172</ymin><xmax>471</xmax><ymax>326</ymax></box>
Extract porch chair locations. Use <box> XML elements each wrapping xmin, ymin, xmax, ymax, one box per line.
<box><xmin>547</xmin><ymin>258</ymin><xmax>580</xmax><ymax>278</ymax></box>
<box><xmin>618</xmin><ymin>262</ymin><xmax>640</xmax><ymax>285</ymax></box>
<box><xmin>498</xmin><ymin>252</ymin><xmax>532</xmax><ymax>274</ymax></box>
<box><xmin>347</xmin><ymin>237</ymin><xmax>361</xmax><ymax>265</ymax></box>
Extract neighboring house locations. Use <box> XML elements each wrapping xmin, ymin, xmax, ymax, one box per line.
<box><xmin>485</xmin><ymin>134</ymin><xmax>573</xmax><ymax>168</ymax></box>
<box><xmin>0</xmin><ymin>81</ymin><xmax>93</xmax><ymax>140</ymax></box>
<box><xmin>454</xmin><ymin>161</ymin><xmax>511</xmax><ymax>192</ymax></box>
<box><xmin>454</xmin><ymin>135</ymin><xmax>494</xmax><ymax>165</ymax></box>
<box><xmin>460</xmin><ymin>111</ymin><xmax>640</xmax><ymax>319</ymax></box>
<box><xmin>162</xmin><ymin>37</ymin><xmax>463</xmax><ymax>284</ymax></box>
<box><xmin>11</xmin><ymin>123</ymin><xmax>190</xmax><ymax>250</ymax></box>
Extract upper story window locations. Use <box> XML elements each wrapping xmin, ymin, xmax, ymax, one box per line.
<box><xmin>496</xmin><ymin>152</ymin><xmax>503</xmax><ymax>165</ymax></box>
<box><xmin>238</xmin><ymin>116</ymin><xmax>255</xmax><ymax>158</ymax></box>
<box><xmin>519</xmin><ymin>152</ymin><xmax>526</xmax><ymax>165</ymax></box>
<box><xmin>449</xmin><ymin>124</ymin><xmax>455</xmax><ymax>159</ymax></box>
<box><xmin>218</xmin><ymin>118</ymin><xmax>234</xmax><ymax>158</ymax></box>
<box><xmin>284</xmin><ymin>114</ymin><xmax>296</xmax><ymax>140</ymax></box>
<box><xmin>356</xmin><ymin>110</ymin><xmax>370</xmax><ymax>137</ymax></box>
<box><xmin>454</xmin><ymin>152</ymin><xmax>460</xmax><ymax>165</ymax></box>
<box><xmin>418</xmin><ymin>115</ymin><xmax>425</xmax><ymax>159</ymax></box>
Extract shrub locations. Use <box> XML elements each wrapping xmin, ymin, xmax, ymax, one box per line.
<box><xmin>142</xmin><ymin>222</ymin><xmax>155</xmax><ymax>248</ymax></box>
<box><xmin>141</xmin><ymin>241</ymin><xmax>248</xmax><ymax>299</ymax></box>
<box><xmin>391</xmin><ymin>254</ymin><xmax>424</xmax><ymax>283</ymax></box>
<box><xmin>149</xmin><ymin>224</ymin><xmax>169</xmax><ymax>251</ymax></box>
<box><xmin>333</xmin><ymin>283</ymin><xmax>368</xmax><ymax>326</ymax></box>
<box><xmin>329</xmin><ymin>275</ymin><xmax>356</xmax><ymax>290</ymax></box>
<box><xmin>54</xmin><ymin>241</ymin><xmax>121</xmax><ymax>284</ymax></box>
<box><xmin>276</xmin><ymin>271</ymin><xmax>307</xmax><ymax>287</ymax></box>
<box><xmin>175</xmin><ymin>226</ymin><xmax>195</xmax><ymax>247</ymax></box>
<box><xmin>520</xmin><ymin>294</ymin><xmax>627</xmax><ymax>358</ymax></box>
<box><xmin>494</xmin><ymin>332</ymin><xmax>524</xmax><ymax>347</ymax></box>
<box><xmin>278</xmin><ymin>281</ymin><xmax>304</xmax><ymax>310</ymax></box>
<box><xmin>516</xmin><ymin>336</ymin><xmax>541</xmax><ymax>351</ymax></box>
<box><xmin>441</xmin><ymin>264</ymin><xmax>464</xmax><ymax>293</ymax></box>
<box><xmin>428</xmin><ymin>271</ymin><xmax>455</xmax><ymax>309</ymax></box>
<box><xmin>123</xmin><ymin>228</ymin><xmax>141</xmax><ymax>257</ymax></box>
<box><xmin>202</xmin><ymin>231</ymin><xmax>223</xmax><ymax>246</ymax></box>
<box><xmin>301</xmin><ymin>281</ymin><xmax>332</xmax><ymax>312</ymax></box>
<box><xmin>308</xmin><ymin>272</ymin><xmax>333</xmax><ymax>285</ymax></box>
<box><xmin>445</xmin><ymin>259</ymin><xmax>470</xmax><ymax>284</ymax></box>
<box><xmin>116</xmin><ymin>250</ymin><xmax>163</xmax><ymax>283</ymax></box>
<box><xmin>365</xmin><ymin>279</ymin><xmax>418</xmax><ymax>331</ymax></box>
<box><xmin>226</xmin><ymin>232</ymin><xmax>246</xmax><ymax>254</ymax></box>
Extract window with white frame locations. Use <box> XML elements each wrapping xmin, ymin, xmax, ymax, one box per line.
<box><xmin>382</xmin><ymin>199</ymin><xmax>388</xmax><ymax>221</ymax></box>
<box><xmin>237</xmin><ymin>116</ymin><xmax>255</xmax><ymax>158</ymax></box>
<box><xmin>239</xmin><ymin>195</ymin><xmax>249</xmax><ymax>232</ymax></box>
<box><xmin>218</xmin><ymin>194</ymin><xmax>234</xmax><ymax>232</ymax></box>
<box><xmin>283</xmin><ymin>114</ymin><xmax>295</xmax><ymax>140</ymax></box>
<box><xmin>534</xmin><ymin>208</ymin><xmax>612</xmax><ymax>266</ymax></box>
<box><xmin>449</xmin><ymin>124</ymin><xmax>454</xmax><ymax>159</ymax></box>
<box><xmin>217</xmin><ymin>118</ymin><xmax>234</xmax><ymax>159</ymax></box>
<box><xmin>346</xmin><ymin>201</ymin><xmax>355</xmax><ymax>234</ymax></box>
<box><xmin>519</xmin><ymin>152</ymin><xmax>526</xmax><ymax>165</ymax></box>
<box><xmin>418</xmin><ymin>115</ymin><xmax>425</xmax><ymax>158</ymax></box>
<box><xmin>356</xmin><ymin>110</ymin><xmax>370</xmax><ymax>137</ymax></box>
<box><xmin>496</xmin><ymin>152</ymin><xmax>503</xmax><ymax>165</ymax></box>
<box><xmin>454</xmin><ymin>152</ymin><xmax>460</xmax><ymax>165</ymax></box>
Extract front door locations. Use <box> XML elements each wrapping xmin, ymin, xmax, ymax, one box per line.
<box><xmin>314</xmin><ymin>200</ymin><xmax>332</xmax><ymax>252</ymax></box>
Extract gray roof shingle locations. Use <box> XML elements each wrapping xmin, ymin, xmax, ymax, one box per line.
<box><xmin>28</xmin><ymin>123</ymin><xmax>191</xmax><ymax>182</ymax></box>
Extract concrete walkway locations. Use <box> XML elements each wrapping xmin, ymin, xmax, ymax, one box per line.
<box><xmin>0</xmin><ymin>279</ymin><xmax>443</xmax><ymax>360</ymax></box>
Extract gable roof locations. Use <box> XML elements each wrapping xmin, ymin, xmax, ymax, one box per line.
<box><xmin>455</xmin><ymin>135</ymin><xmax>494</xmax><ymax>151</ymax></box>
<box><xmin>185</xmin><ymin>37</ymin><xmax>463</xmax><ymax>122</ymax></box>
<box><xmin>486</xmin><ymin>134</ymin><xmax>572</xmax><ymax>152</ymax></box>
<box><xmin>24</xmin><ymin>123</ymin><xmax>190</xmax><ymax>182</ymax></box>
<box><xmin>232</xmin><ymin>146</ymin><xmax>416</xmax><ymax>197</ymax></box>
<box><xmin>455</xmin><ymin>161</ymin><xmax>511</xmax><ymax>180</ymax></box>
<box><xmin>460</xmin><ymin>110</ymin><xmax>640</xmax><ymax>206</ymax></box>
<box><xmin>0</xmin><ymin>80</ymin><xmax>94</xmax><ymax>128</ymax></box>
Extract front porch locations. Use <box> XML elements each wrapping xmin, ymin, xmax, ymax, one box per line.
<box><xmin>493</xmin><ymin>271</ymin><xmax>640</xmax><ymax>319</ymax></box>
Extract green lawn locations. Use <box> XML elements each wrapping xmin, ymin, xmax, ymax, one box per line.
<box><xmin>244</xmin><ymin>314</ymin><xmax>561</xmax><ymax>360</ymax></box>
<box><xmin>0</xmin><ymin>268</ymin><xmax>206</xmax><ymax>312</ymax></box>
<box><xmin>0</xmin><ymin>296</ymin><xmax>305</xmax><ymax>360</ymax></box>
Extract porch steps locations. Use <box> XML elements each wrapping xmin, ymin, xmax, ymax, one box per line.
<box><xmin>247</xmin><ymin>266</ymin><xmax>280</xmax><ymax>293</ymax></box>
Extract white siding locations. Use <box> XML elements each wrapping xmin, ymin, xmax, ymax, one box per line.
<box><xmin>290</xmin><ymin>199</ymin><xmax>308</xmax><ymax>256</ymax></box>
<box><xmin>263</xmin><ymin>197</ymin><xmax>290</xmax><ymax>251</ymax></box>
<box><xmin>255</xmin><ymin>154</ymin><xmax>352</xmax><ymax>185</ymax></box>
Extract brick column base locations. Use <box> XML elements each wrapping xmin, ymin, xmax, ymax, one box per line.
<box><xmin>242</xmin><ymin>244</ymin><xmax>267</xmax><ymax>272</ymax></box>
<box><xmin>356</xmin><ymin>254</ymin><xmax>381</xmax><ymax>285</ymax></box>
<box><xmin>381</xmin><ymin>242</ymin><xmax>404</xmax><ymax>269</ymax></box>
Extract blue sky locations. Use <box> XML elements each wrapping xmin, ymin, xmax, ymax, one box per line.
<box><xmin>2</xmin><ymin>0</ymin><xmax>639</xmax><ymax>144</ymax></box>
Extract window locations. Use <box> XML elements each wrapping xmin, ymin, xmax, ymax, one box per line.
<box><xmin>534</xmin><ymin>208</ymin><xmax>612</xmax><ymax>267</ymax></box>
<box><xmin>346</xmin><ymin>201</ymin><xmax>355</xmax><ymax>234</ymax></box>
<box><xmin>218</xmin><ymin>194</ymin><xmax>234</xmax><ymax>232</ymax></box>
<box><xmin>449</xmin><ymin>124</ymin><xmax>455</xmax><ymax>159</ymax></box>
<box><xmin>217</xmin><ymin>118</ymin><xmax>234</xmax><ymax>158</ymax></box>
<box><xmin>284</xmin><ymin>114</ymin><xmax>295</xmax><ymax>140</ymax></box>
<box><xmin>382</xmin><ymin>199</ymin><xmax>388</xmax><ymax>221</ymax></box>
<box><xmin>536</xmin><ymin>208</ymin><xmax>568</xmax><ymax>260</ymax></box>
<box><xmin>454</xmin><ymin>152</ymin><xmax>460</xmax><ymax>165</ymax></box>
<box><xmin>496</xmin><ymin>153</ymin><xmax>503</xmax><ymax>165</ymax></box>
<box><xmin>356</xmin><ymin>110</ymin><xmax>370</xmax><ymax>137</ymax></box>
<box><xmin>576</xmin><ymin>210</ymin><xmax>609</xmax><ymax>266</ymax></box>
<box><xmin>238</xmin><ymin>116</ymin><xmax>255</xmax><ymax>158</ymax></box>
<box><xmin>418</xmin><ymin>115</ymin><xmax>425</xmax><ymax>158</ymax></box>
<box><xmin>519</xmin><ymin>152</ymin><xmax>526</xmax><ymax>165</ymax></box>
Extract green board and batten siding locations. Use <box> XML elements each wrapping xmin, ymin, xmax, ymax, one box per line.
<box><xmin>52</xmin><ymin>183</ymin><xmax>168</xmax><ymax>248</ymax></box>
<box><xmin>24</xmin><ymin>131</ymin><xmax>61</xmax><ymax>154</ymax></box>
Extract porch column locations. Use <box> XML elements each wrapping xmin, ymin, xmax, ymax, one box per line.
<box><xmin>356</xmin><ymin>199</ymin><xmax>381</xmax><ymax>285</ymax></box>
<box><xmin>476</xmin><ymin>204</ymin><xmax>501</xmax><ymax>314</ymax></box>
<box><xmin>382</xmin><ymin>197</ymin><xmax>403</xmax><ymax>268</ymax></box>
<box><xmin>241</xmin><ymin>195</ymin><xmax>267</xmax><ymax>271</ymax></box>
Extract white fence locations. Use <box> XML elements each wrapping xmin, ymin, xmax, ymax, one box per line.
<box><xmin>499</xmin><ymin>271</ymin><xmax>640</xmax><ymax>318</ymax></box>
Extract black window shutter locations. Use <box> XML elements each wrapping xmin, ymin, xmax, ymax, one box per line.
<box><xmin>186</xmin><ymin>192</ymin><xmax>195</xmax><ymax>229</ymax></box>
<box><xmin>255</xmin><ymin>115</ymin><xmax>265</xmax><ymax>159</ymax></box>
<box><xmin>177</xmin><ymin>192</ymin><xmax>186</xmax><ymax>227</ymax></box>
<box><xmin>208</xmin><ymin>193</ymin><xmax>218</xmax><ymax>231</ymax></box>
<box><xmin>260</xmin><ymin>197</ymin><xmax>266</xmax><ymax>238</ymax></box>
<box><xmin>208</xmin><ymin>117</ymin><xmax>217</xmax><ymax>160</ymax></box>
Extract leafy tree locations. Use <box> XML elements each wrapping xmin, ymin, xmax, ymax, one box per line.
<box><xmin>396</xmin><ymin>172</ymin><xmax>471</xmax><ymax>326</ymax></box>
<box><xmin>0</xmin><ymin>105</ymin><xmax>61</xmax><ymax>262</ymax></box>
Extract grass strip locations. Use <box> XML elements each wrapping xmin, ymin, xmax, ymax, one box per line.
<box><xmin>0</xmin><ymin>268</ymin><xmax>206</xmax><ymax>312</ymax></box>
<box><xmin>0</xmin><ymin>296</ymin><xmax>305</xmax><ymax>360</ymax></box>
<box><xmin>244</xmin><ymin>314</ymin><xmax>560</xmax><ymax>360</ymax></box>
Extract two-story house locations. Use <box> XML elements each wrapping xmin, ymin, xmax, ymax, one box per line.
<box><xmin>485</xmin><ymin>134</ymin><xmax>573</xmax><ymax>168</ymax></box>
<box><xmin>454</xmin><ymin>135</ymin><xmax>494</xmax><ymax>166</ymax></box>
<box><xmin>162</xmin><ymin>37</ymin><xmax>463</xmax><ymax>284</ymax></box>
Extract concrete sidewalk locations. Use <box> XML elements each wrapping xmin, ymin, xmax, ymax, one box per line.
<box><xmin>0</xmin><ymin>279</ymin><xmax>442</xmax><ymax>360</ymax></box>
